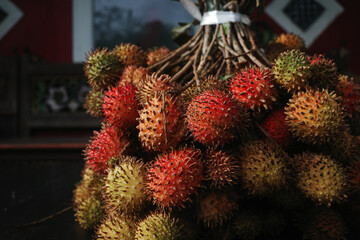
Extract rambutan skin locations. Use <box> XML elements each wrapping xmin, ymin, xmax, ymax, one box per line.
<box><xmin>103</xmin><ymin>82</ymin><xmax>140</xmax><ymax>129</ymax></box>
<box><xmin>337</xmin><ymin>75</ymin><xmax>360</xmax><ymax>115</ymax></box>
<box><xmin>96</xmin><ymin>213</ymin><xmax>134</xmax><ymax>240</ymax></box>
<box><xmin>146</xmin><ymin>46</ymin><xmax>170</xmax><ymax>66</ymax></box>
<box><xmin>147</xmin><ymin>147</ymin><xmax>203</xmax><ymax>209</ymax></box>
<box><xmin>274</xmin><ymin>33</ymin><xmax>305</xmax><ymax>50</ymax></box>
<box><xmin>186</xmin><ymin>90</ymin><xmax>250</xmax><ymax>146</ymax></box>
<box><xmin>308</xmin><ymin>54</ymin><xmax>339</xmax><ymax>90</ymax></box>
<box><xmin>120</xmin><ymin>65</ymin><xmax>148</xmax><ymax>87</ymax></box>
<box><xmin>113</xmin><ymin>43</ymin><xmax>146</xmax><ymax>67</ymax></box>
<box><xmin>230</xmin><ymin>67</ymin><xmax>277</xmax><ymax>112</ymax></box>
<box><xmin>261</xmin><ymin>109</ymin><xmax>291</xmax><ymax>148</ymax></box>
<box><xmin>137</xmin><ymin>93</ymin><xmax>186</xmax><ymax>152</ymax></box>
<box><xmin>285</xmin><ymin>89</ymin><xmax>346</xmax><ymax>144</ymax></box>
<box><xmin>84</xmin><ymin>124</ymin><xmax>130</xmax><ymax>174</ymax></box>
<box><xmin>75</xmin><ymin>195</ymin><xmax>105</xmax><ymax>229</ymax></box>
<box><xmin>84</xmin><ymin>90</ymin><xmax>105</xmax><ymax>118</ymax></box>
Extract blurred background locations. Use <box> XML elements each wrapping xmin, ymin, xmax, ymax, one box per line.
<box><xmin>0</xmin><ymin>0</ymin><xmax>359</xmax><ymax>239</ymax></box>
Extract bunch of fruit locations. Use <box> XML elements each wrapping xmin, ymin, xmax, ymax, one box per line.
<box><xmin>74</xmin><ymin>33</ymin><xmax>360</xmax><ymax>240</ymax></box>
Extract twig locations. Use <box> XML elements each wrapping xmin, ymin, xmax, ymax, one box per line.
<box><xmin>16</xmin><ymin>206</ymin><xmax>72</xmax><ymax>228</ymax></box>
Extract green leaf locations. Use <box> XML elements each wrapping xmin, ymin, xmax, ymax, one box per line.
<box><xmin>172</xmin><ymin>22</ymin><xmax>193</xmax><ymax>45</ymax></box>
<box><xmin>220</xmin><ymin>73</ymin><xmax>234</xmax><ymax>81</ymax></box>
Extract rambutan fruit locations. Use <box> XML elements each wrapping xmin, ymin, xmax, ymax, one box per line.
<box><xmin>75</xmin><ymin>195</ymin><xmax>105</xmax><ymax>229</ymax></box>
<box><xmin>293</xmin><ymin>153</ymin><xmax>348</xmax><ymax>206</ymax></box>
<box><xmin>230</xmin><ymin>67</ymin><xmax>277</xmax><ymax>112</ymax></box>
<box><xmin>348</xmin><ymin>159</ymin><xmax>360</xmax><ymax>192</ymax></box>
<box><xmin>146</xmin><ymin>46</ymin><xmax>170</xmax><ymax>66</ymax></box>
<box><xmin>274</xmin><ymin>33</ymin><xmax>305</xmax><ymax>50</ymax></box>
<box><xmin>137</xmin><ymin>93</ymin><xmax>185</xmax><ymax>152</ymax></box>
<box><xmin>120</xmin><ymin>65</ymin><xmax>148</xmax><ymax>87</ymax></box>
<box><xmin>181</xmin><ymin>75</ymin><xmax>228</xmax><ymax>104</ymax></box>
<box><xmin>103</xmin><ymin>155</ymin><xmax>147</xmax><ymax>214</ymax></box>
<box><xmin>232</xmin><ymin>210</ymin><xmax>262</xmax><ymax>240</ymax></box>
<box><xmin>136</xmin><ymin>73</ymin><xmax>175</xmax><ymax>106</ymax></box>
<box><xmin>337</xmin><ymin>75</ymin><xmax>360</xmax><ymax>115</ymax></box>
<box><xmin>266</xmin><ymin>42</ymin><xmax>288</xmax><ymax>62</ymax></box>
<box><xmin>260</xmin><ymin>109</ymin><xmax>291</xmax><ymax>148</ymax></box>
<box><xmin>285</xmin><ymin>89</ymin><xmax>346</xmax><ymax>145</ymax></box>
<box><xmin>84</xmin><ymin>90</ymin><xmax>104</xmax><ymax>118</ymax></box>
<box><xmin>96</xmin><ymin>213</ymin><xmax>134</xmax><ymax>240</ymax></box>
<box><xmin>272</xmin><ymin>49</ymin><xmax>311</xmax><ymax>93</ymax></box>
<box><xmin>239</xmin><ymin>140</ymin><xmax>289</xmax><ymax>195</ymax></box>
<box><xmin>186</xmin><ymin>90</ymin><xmax>250</xmax><ymax>146</ymax></box>
<box><xmin>327</xmin><ymin>131</ymin><xmax>359</xmax><ymax>162</ymax></box>
<box><xmin>147</xmin><ymin>147</ymin><xmax>203</xmax><ymax>209</ymax></box>
<box><xmin>195</xmin><ymin>190</ymin><xmax>239</xmax><ymax>228</ymax></box>
<box><xmin>103</xmin><ymin>82</ymin><xmax>140</xmax><ymax>129</ymax></box>
<box><xmin>308</xmin><ymin>54</ymin><xmax>338</xmax><ymax>90</ymax></box>
<box><xmin>204</xmin><ymin>149</ymin><xmax>240</xmax><ymax>189</ymax></box>
<box><xmin>299</xmin><ymin>208</ymin><xmax>347</xmax><ymax>240</ymax></box>
<box><xmin>113</xmin><ymin>43</ymin><xmax>146</xmax><ymax>67</ymax></box>
<box><xmin>84</xmin><ymin>48</ymin><xmax>124</xmax><ymax>91</ymax></box>
<box><xmin>84</xmin><ymin>124</ymin><xmax>130</xmax><ymax>174</ymax></box>
<box><xmin>135</xmin><ymin>212</ymin><xmax>184</xmax><ymax>240</ymax></box>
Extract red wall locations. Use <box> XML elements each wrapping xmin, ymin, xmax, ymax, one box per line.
<box><xmin>0</xmin><ymin>0</ymin><xmax>72</xmax><ymax>63</ymax></box>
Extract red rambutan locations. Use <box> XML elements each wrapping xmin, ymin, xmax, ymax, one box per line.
<box><xmin>146</xmin><ymin>46</ymin><xmax>170</xmax><ymax>66</ymax></box>
<box><xmin>230</xmin><ymin>67</ymin><xmax>277</xmax><ymax>112</ymax></box>
<box><xmin>103</xmin><ymin>83</ymin><xmax>140</xmax><ymax>129</ymax></box>
<box><xmin>186</xmin><ymin>90</ymin><xmax>250</xmax><ymax>146</ymax></box>
<box><xmin>119</xmin><ymin>65</ymin><xmax>148</xmax><ymax>87</ymax></box>
<box><xmin>147</xmin><ymin>147</ymin><xmax>203</xmax><ymax>209</ymax></box>
<box><xmin>337</xmin><ymin>75</ymin><xmax>360</xmax><ymax>115</ymax></box>
<box><xmin>261</xmin><ymin>109</ymin><xmax>291</xmax><ymax>148</ymax></box>
<box><xmin>84</xmin><ymin>124</ymin><xmax>130</xmax><ymax>174</ymax></box>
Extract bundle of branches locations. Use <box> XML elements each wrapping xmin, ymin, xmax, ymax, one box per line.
<box><xmin>148</xmin><ymin>0</ymin><xmax>270</xmax><ymax>91</ymax></box>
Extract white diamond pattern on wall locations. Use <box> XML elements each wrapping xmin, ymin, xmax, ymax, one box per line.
<box><xmin>266</xmin><ymin>0</ymin><xmax>343</xmax><ymax>47</ymax></box>
<box><xmin>0</xmin><ymin>0</ymin><xmax>23</xmax><ymax>40</ymax></box>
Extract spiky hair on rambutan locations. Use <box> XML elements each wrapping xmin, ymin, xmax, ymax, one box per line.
<box><xmin>103</xmin><ymin>82</ymin><xmax>140</xmax><ymax>130</ymax></box>
<box><xmin>274</xmin><ymin>33</ymin><xmax>305</xmax><ymax>51</ymax></box>
<box><xmin>84</xmin><ymin>124</ymin><xmax>130</xmax><ymax>174</ymax></box>
<box><xmin>285</xmin><ymin>88</ymin><xmax>346</xmax><ymax>145</ymax></box>
<box><xmin>327</xmin><ymin>130</ymin><xmax>360</xmax><ymax>162</ymax></box>
<box><xmin>136</xmin><ymin>73</ymin><xmax>175</xmax><ymax>106</ymax></box>
<box><xmin>75</xmin><ymin>195</ymin><xmax>105</xmax><ymax>229</ymax></box>
<box><xmin>347</xmin><ymin>158</ymin><xmax>360</xmax><ymax>193</ymax></box>
<box><xmin>272</xmin><ymin>49</ymin><xmax>311</xmax><ymax>93</ymax></box>
<box><xmin>186</xmin><ymin>90</ymin><xmax>250</xmax><ymax>146</ymax></box>
<box><xmin>239</xmin><ymin>139</ymin><xmax>290</xmax><ymax>196</ymax></box>
<box><xmin>84</xmin><ymin>90</ymin><xmax>104</xmax><ymax>118</ymax></box>
<box><xmin>181</xmin><ymin>75</ymin><xmax>228</xmax><ymax>104</ymax></box>
<box><xmin>195</xmin><ymin>190</ymin><xmax>239</xmax><ymax>228</ymax></box>
<box><xmin>137</xmin><ymin>93</ymin><xmax>186</xmax><ymax>152</ymax></box>
<box><xmin>147</xmin><ymin>147</ymin><xmax>203</xmax><ymax>209</ymax></box>
<box><xmin>84</xmin><ymin>48</ymin><xmax>124</xmax><ymax>91</ymax></box>
<box><xmin>204</xmin><ymin>148</ymin><xmax>240</xmax><ymax>189</ymax></box>
<box><xmin>308</xmin><ymin>54</ymin><xmax>339</xmax><ymax>90</ymax></box>
<box><xmin>113</xmin><ymin>43</ymin><xmax>146</xmax><ymax>67</ymax></box>
<box><xmin>119</xmin><ymin>65</ymin><xmax>148</xmax><ymax>87</ymax></box>
<box><xmin>96</xmin><ymin>213</ymin><xmax>135</xmax><ymax>240</ymax></box>
<box><xmin>260</xmin><ymin>108</ymin><xmax>291</xmax><ymax>148</ymax></box>
<box><xmin>292</xmin><ymin>152</ymin><xmax>348</xmax><ymax>207</ymax></box>
<box><xmin>102</xmin><ymin>155</ymin><xmax>147</xmax><ymax>215</ymax></box>
<box><xmin>229</xmin><ymin>66</ymin><xmax>277</xmax><ymax>112</ymax></box>
<box><xmin>135</xmin><ymin>212</ymin><xmax>185</xmax><ymax>240</ymax></box>
<box><xmin>146</xmin><ymin>46</ymin><xmax>170</xmax><ymax>66</ymax></box>
<box><xmin>337</xmin><ymin>75</ymin><xmax>360</xmax><ymax>115</ymax></box>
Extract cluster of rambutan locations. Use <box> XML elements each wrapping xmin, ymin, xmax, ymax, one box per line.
<box><xmin>74</xmin><ymin>33</ymin><xmax>360</xmax><ymax>240</ymax></box>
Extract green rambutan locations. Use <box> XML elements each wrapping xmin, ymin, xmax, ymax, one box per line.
<box><xmin>75</xmin><ymin>195</ymin><xmax>105</xmax><ymax>229</ymax></box>
<box><xmin>195</xmin><ymin>190</ymin><xmax>239</xmax><ymax>228</ymax></box>
<box><xmin>84</xmin><ymin>124</ymin><xmax>130</xmax><ymax>174</ymax></box>
<box><xmin>232</xmin><ymin>210</ymin><xmax>262</xmax><ymax>239</ymax></box>
<box><xmin>186</xmin><ymin>90</ymin><xmax>250</xmax><ymax>146</ymax></box>
<box><xmin>120</xmin><ymin>65</ymin><xmax>149</xmax><ymax>87</ymax></box>
<box><xmin>308</xmin><ymin>54</ymin><xmax>338</xmax><ymax>90</ymax></box>
<box><xmin>272</xmin><ymin>49</ymin><xmax>311</xmax><ymax>93</ymax></box>
<box><xmin>147</xmin><ymin>147</ymin><xmax>203</xmax><ymax>209</ymax></box>
<box><xmin>96</xmin><ymin>213</ymin><xmax>134</xmax><ymax>240</ymax></box>
<box><xmin>135</xmin><ymin>212</ymin><xmax>184</xmax><ymax>240</ymax></box>
<box><xmin>285</xmin><ymin>89</ymin><xmax>346</xmax><ymax>145</ymax></box>
<box><xmin>136</xmin><ymin>73</ymin><xmax>175</xmax><ymax>106</ymax></box>
<box><xmin>137</xmin><ymin>93</ymin><xmax>185</xmax><ymax>152</ymax></box>
<box><xmin>274</xmin><ymin>33</ymin><xmax>305</xmax><ymax>51</ymax></box>
<box><xmin>204</xmin><ymin>149</ymin><xmax>240</xmax><ymax>189</ymax></box>
<box><xmin>293</xmin><ymin>153</ymin><xmax>348</xmax><ymax>206</ymax></box>
<box><xmin>260</xmin><ymin>108</ymin><xmax>291</xmax><ymax>148</ymax></box>
<box><xmin>84</xmin><ymin>90</ymin><xmax>104</xmax><ymax>118</ymax></box>
<box><xmin>84</xmin><ymin>48</ymin><xmax>124</xmax><ymax>91</ymax></box>
<box><xmin>103</xmin><ymin>82</ymin><xmax>140</xmax><ymax>129</ymax></box>
<box><xmin>239</xmin><ymin>140</ymin><xmax>289</xmax><ymax>195</ymax></box>
<box><xmin>147</xmin><ymin>46</ymin><xmax>170</xmax><ymax>66</ymax></box>
<box><xmin>103</xmin><ymin>155</ymin><xmax>147</xmax><ymax>214</ymax></box>
<box><xmin>230</xmin><ymin>67</ymin><xmax>277</xmax><ymax>112</ymax></box>
<box><xmin>113</xmin><ymin>43</ymin><xmax>146</xmax><ymax>67</ymax></box>
<box><xmin>337</xmin><ymin>75</ymin><xmax>360</xmax><ymax>115</ymax></box>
